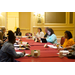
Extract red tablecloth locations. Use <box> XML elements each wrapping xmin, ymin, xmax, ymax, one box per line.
<box><xmin>15</xmin><ymin>38</ymin><xmax>75</xmax><ymax>62</ymax></box>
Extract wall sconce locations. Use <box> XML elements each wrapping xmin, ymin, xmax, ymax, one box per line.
<box><xmin>34</xmin><ymin>12</ymin><xmax>44</xmax><ymax>16</ymax></box>
<box><xmin>33</xmin><ymin>12</ymin><xmax>44</xmax><ymax>24</ymax></box>
<box><xmin>33</xmin><ymin>12</ymin><xmax>37</xmax><ymax>16</ymax></box>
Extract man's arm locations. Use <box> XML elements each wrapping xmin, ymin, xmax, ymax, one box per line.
<box><xmin>6</xmin><ymin>45</ymin><xmax>24</xmax><ymax>58</ymax></box>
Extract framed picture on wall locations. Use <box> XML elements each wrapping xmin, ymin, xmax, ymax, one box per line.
<box><xmin>37</xmin><ymin>17</ymin><xmax>41</xmax><ymax>23</ymax></box>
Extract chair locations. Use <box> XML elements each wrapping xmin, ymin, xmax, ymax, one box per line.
<box><xmin>25</xmin><ymin>33</ymin><xmax>32</xmax><ymax>36</ymax></box>
<box><xmin>60</xmin><ymin>36</ymin><xmax>65</xmax><ymax>45</ymax></box>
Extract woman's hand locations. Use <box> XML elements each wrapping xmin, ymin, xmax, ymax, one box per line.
<box><xmin>58</xmin><ymin>48</ymin><xmax>64</xmax><ymax>51</ymax></box>
<box><xmin>53</xmin><ymin>44</ymin><xmax>56</xmax><ymax>46</ymax></box>
<box><xmin>34</xmin><ymin>33</ymin><xmax>36</xmax><ymax>36</ymax></box>
<box><xmin>22</xmin><ymin>51</ymin><xmax>25</xmax><ymax>55</ymax></box>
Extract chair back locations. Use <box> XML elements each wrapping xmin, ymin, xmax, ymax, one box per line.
<box><xmin>60</xmin><ymin>36</ymin><xmax>65</xmax><ymax>45</ymax></box>
<box><xmin>25</xmin><ymin>33</ymin><xmax>32</xmax><ymax>36</ymax></box>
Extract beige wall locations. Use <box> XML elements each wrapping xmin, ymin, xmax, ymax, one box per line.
<box><xmin>32</xmin><ymin>12</ymin><xmax>75</xmax><ymax>39</ymax></box>
<box><xmin>0</xmin><ymin>12</ymin><xmax>7</xmax><ymax>36</ymax></box>
<box><xmin>6</xmin><ymin>12</ymin><xmax>75</xmax><ymax>40</ymax></box>
<box><xmin>7</xmin><ymin>12</ymin><xmax>19</xmax><ymax>32</ymax></box>
<box><xmin>19</xmin><ymin>12</ymin><xmax>31</xmax><ymax>36</ymax></box>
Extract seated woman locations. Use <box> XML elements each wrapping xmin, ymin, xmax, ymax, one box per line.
<box><xmin>0</xmin><ymin>30</ymin><xmax>25</xmax><ymax>62</ymax></box>
<box><xmin>58</xmin><ymin>31</ymin><xmax>74</xmax><ymax>51</ymax></box>
<box><xmin>15</xmin><ymin>28</ymin><xmax>22</xmax><ymax>36</ymax></box>
<box><xmin>34</xmin><ymin>28</ymin><xmax>44</xmax><ymax>38</ymax></box>
<box><xmin>44</xmin><ymin>27</ymin><xmax>49</xmax><ymax>38</ymax></box>
<box><xmin>46</xmin><ymin>28</ymin><xmax>57</xmax><ymax>44</ymax></box>
<box><xmin>0</xmin><ymin>27</ymin><xmax>7</xmax><ymax>41</ymax></box>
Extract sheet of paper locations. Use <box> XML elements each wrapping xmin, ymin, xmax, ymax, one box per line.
<box><xmin>48</xmin><ymin>45</ymin><xmax>57</xmax><ymax>49</ymax></box>
<box><xmin>57</xmin><ymin>53</ymin><xmax>67</xmax><ymax>56</ymax></box>
<box><xmin>14</xmin><ymin>44</ymin><xmax>23</xmax><ymax>47</ymax></box>
<box><xmin>22</xmin><ymin>42</ymin><xmax>27</xmax><ymax>45</ymax></box>
<box><xmin>24</xmin><ymin>53</ymin><xmax>30</xmax><ymax>56</ymax></box>
<box><xmin>48</xmin><ymin>45</ymin><xmax>62</xmax><ymax>49</ymax></box>
<box><xmin>22</xmin><ymin>36</ymin><xmax>27</xmax><ymax>38</ymax></box>
<box><xmin>15</xmin><ymin>48</ymin><xmax>19</xmax><ymax>50</ymax></box>
<box><xmin>16</xmin><ymin>52</ymin><xmax>22</xmax><ymax>54</ymax></box>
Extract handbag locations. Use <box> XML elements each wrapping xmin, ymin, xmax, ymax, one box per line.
<box><xmin>67</xmin><ymin>51</ymin><xmax>75</xmax><ymax>59</ymax></box>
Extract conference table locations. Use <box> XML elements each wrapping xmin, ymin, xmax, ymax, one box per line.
<box><xmin>15</xmin><ymin>37</ymin><xmax>75</xmax><ymax>62</ymax></box>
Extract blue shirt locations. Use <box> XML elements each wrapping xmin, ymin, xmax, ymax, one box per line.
<box><xmin>46</xmin><ymin>34</ymin><xmax>57</xmax><ymax>44</ymax></box>
<box><xmin>0</xmin><ymin>41</ymin><xmax>24</xmax><ymax>62</ymax></box>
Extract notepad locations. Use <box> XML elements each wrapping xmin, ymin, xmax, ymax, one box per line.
<box><xmin>16</xmin><ymin>52</ymin><xmax>22</xmax><ymax>54</ymax></box>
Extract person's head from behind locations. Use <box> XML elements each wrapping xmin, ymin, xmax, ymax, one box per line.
<box><xmin>16</xmin><ymin>28</ymin><xmax>20</xmax><ymax>33</ymax></box>
<box><xmin>1</xmin><ymin>27</ymin><xmax>6</xmax><ymax>34</ymax></box>
<box><xmin>0</xmin><ymin>40</ymin><xmax>3</xmax><ymax>49</ymax></box>
<box><xmin>38</xmin><ymin>28</ymin><xmax>42</xmax><ymax>33</ymax></box>
<box><xmin>45</xmin><ymin>27</ymin><xmax>49</xmax><ymax>33</ymax></box>
<box><xmin>47</xmin><ymin>28</ymin><xmax>54</xmax><ymax>36</ymax></box>
<box><xmin>64</xmin><ymin>31</ymin><xmax>72</xmax><ymax>39</ymax></box>
<box><xmin>7</xmin><ymin>30</ymin><xmax>16</xmax><ymax>44</ymax></box>
<box><xmin>0</xmin><ymin>31</ymin><xmax>3</xmax><ymax>40</ymax></box>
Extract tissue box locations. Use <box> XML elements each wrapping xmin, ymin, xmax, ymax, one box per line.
<box><xmin>31</xmin><ymin>50</ymin><xmax>40</xmax><ymax>57</ymax></box>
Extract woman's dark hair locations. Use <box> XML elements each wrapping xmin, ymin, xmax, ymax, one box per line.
<box><xmin>16</xmin><ymin>28</ymin><xmax>20</xmax><ymax>33</ymax></box>
<box><xmin>46</xmin><ymin>27</ymin><xmax>49</xmax><ymax>30</ymax></box>
<box><xmin>65</xmin><ymin>31</ymin><xmax>72</xmax><ymax>39</ymax></box>
<box><xmin>47</xmin><ymin>28</ymin><xmax>54</xmax><ymax>36</ymax></box>
<box><xmin>7</xmin><ymin>30</ymin><xmax>15</xmax><ymax>44</ymax></box>
<box><xmin>38</xmin><ymin>28</ymin><xmax>42</xmax><ymax>32</ymax></box>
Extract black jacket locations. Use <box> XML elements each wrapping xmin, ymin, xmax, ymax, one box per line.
<box><xmin>44</xmin><ymin>33</ymin><xmax>48</xmax><ymax>38</ymax></box>
<box><xmin>15</xmin><ymin>31</ymin><xmax>22</xmax><ymax>36</ymax></box>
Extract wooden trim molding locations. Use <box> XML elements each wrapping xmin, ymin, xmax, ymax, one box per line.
<box><xmin>20</xmin><ymin>28</ymin><xmax>30</xmax><ymax>30</ymax></box>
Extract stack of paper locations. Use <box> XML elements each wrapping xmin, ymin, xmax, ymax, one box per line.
<box><xmin>59</xmin><ymin>50</ymin><xmax>69</xmax><ymax>54</ymax></box>
<box><xmin>57</xmin><ymin>50</ymin><xmax>70</xmax><ymax>56</ymax></box>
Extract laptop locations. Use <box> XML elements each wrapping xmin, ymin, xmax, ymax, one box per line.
<box><xmin>41</xmin><ymin>38</ymin><xmax>47</xmax><ymax>43</ymax></box>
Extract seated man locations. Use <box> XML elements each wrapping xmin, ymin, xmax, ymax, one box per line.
<box><xmin>0</xmin><ymin>30</ymin><xmax>25</xmax><ymax>62</ymax></box>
